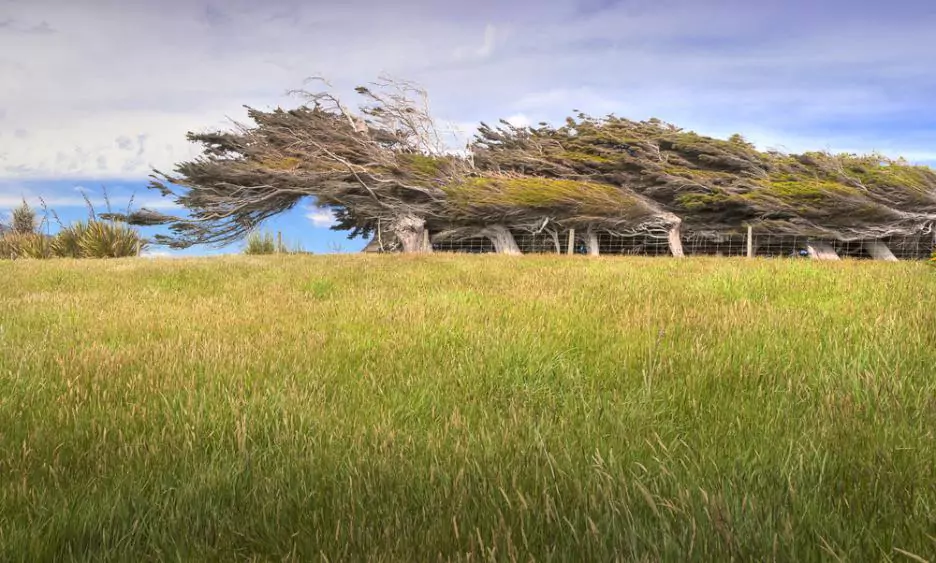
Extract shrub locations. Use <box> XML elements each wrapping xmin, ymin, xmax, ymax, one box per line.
<box><xmin>244</xmin><ymin>231</ymin><xmax>289</xmax><ymax>255</ymax></box>
<box><xmin>0</xmin><ymin>232</ymin><xmax>52</xmax><ymax>259</ymax></box>
<box><xmin>78</xmin><ymin>220</ymin><xmax>144</xmax><ymax>258</ymax></box>
<box><xmin>0</xmin><ymin>232</ymin><xmax>18</xmax><ymax>259</ymax></box>
<box><xmin>51</xmin><ymin>221</ymin><xmax>90</xmax><ymax>258</ymax></box>
<box><xmin>11</xmin><ymin>201</ymin><xmax>37</xmax><ymax>234</ymax></box>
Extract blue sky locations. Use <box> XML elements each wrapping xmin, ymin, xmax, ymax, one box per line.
<box><xmin>2</xmin><ymin>0</ymin><xmax>936</xmax><ymax>255</ymax></box>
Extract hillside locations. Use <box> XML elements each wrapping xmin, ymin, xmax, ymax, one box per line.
<box><xmin>1</xmin><ymin>255</ymin><xmax>934</xmax><ymax>560</ymax></box>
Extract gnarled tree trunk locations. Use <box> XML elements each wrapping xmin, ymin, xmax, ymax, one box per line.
<box><xmin>585</xmin><ymin>226</ymin><xmax>600</xmax><ymax>256</ymax></box>
<box><xmin>549</xmin><ymin>230</ymin><xmax>561</xmax><ymax>254</ymax></box>
<box><xmin>863</xmin><ymin>239</ymin><xmax>898</xmax><ymax>261</ymax></box>
<box><xmin>806</xmin><ymin>241</ymin><xmax>840</xmax><ymax>261</ymax></box>
<box><xmin>390</xmin><ymin>214</ymin><xmax>432</xmax><ymax>253</ymax></box>
<box><xmin>668</xmin><ymin>221</ymin><xmax>685</xmax><ymax>258</ymax></box>
<box><xmin>480</xmin><ymin>225</ymin><xmax>521</xmax><ymax>255</ymax></box>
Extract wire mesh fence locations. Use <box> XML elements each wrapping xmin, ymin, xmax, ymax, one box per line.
<box><xmin>431</xmin><ymin>237</ymin><xmax>494</xmax><ymax>253</ymax></box>
<box><xmin>594</xmin><ymin>233</ymin><xmax>672</xmax><ymax>256</ymax></box>
<box><xmin>430</xmin><ymin>229</ymin><xmax>936</xmax><ymax>260</ymax></box>
<box><xmin>878</xmin><ymin>235</ymin><xmax>934</xmax><ymax>260</ymax></box>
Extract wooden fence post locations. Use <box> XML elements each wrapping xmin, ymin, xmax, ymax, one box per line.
<box><xmin>567</xmin><ymin>228</ymin><xmax>576</xmax><ymax>255</ymax></box>
<box><xmin>746</xmin><ymin>225</ymin><xmax>754</xmax><ymax>258</ymax></box>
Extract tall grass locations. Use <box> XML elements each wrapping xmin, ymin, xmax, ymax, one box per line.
<box><xmin>76</xmin><ymin>220</ymin><xmax>142</xmax><ymax>258</ymax></box>
<box><xmin>49</xmin><ymin>220</ymin><xmax>89</xmax><ymax>258</ymax></box>
<box><xmin>243</xmin><ymin>230</ymin><xmax>302</xmax><ymax>255</ymax></box>
<box><xmin>0</xmin><ymin>231</ymin><xmax>52</xmax><ymax>259</ymax></box>
<box><xmin>0</xmin><ymin>193</ymin><xmax>145</xmax><ymax>260</ymax></box>
<box><xmin>0</xmin><ymin>255</ymin><xmax>934</xmax><ymax>561</ymax></box>
<box><xmin>244</xmin><ymin>231</ymin><xmax>285</xmax><ymax>254</ymax></box>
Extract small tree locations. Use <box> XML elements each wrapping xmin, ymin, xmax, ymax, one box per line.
<box><xmin>11</xmin><ymin>200</ymin><xmax>37</xmax><ymax>234</ymax></box>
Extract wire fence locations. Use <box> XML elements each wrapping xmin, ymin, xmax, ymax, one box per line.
<box><xmin>430</xmin><ymin>230</ymin><xmax>936</xmax><ymax>260</ymax></box>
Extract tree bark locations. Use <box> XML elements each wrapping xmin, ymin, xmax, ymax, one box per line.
<box><xmin>585</xmin><ymin>226</ymin><xmax>600</xmax><ymax>256</ymax></box>
<box><xmin>806</xmin><ymin>241</ymin><xmax>840</xmax><ymax>260</ymax></box>
<box><xmin>863</xmin><ymin>239</ymin><xmax>898</xmax><ymax>261</ymax></box>
<box><xmin>668</xmin><ymin>222</ymin><xmax>685</xmax><ymax>258</ymax></box>
<box><xmin>480</xmin><ymin>225</ymin><xmax>521</xmax><ymax>255</ymax></box>
<box><xmin>390</xmin><ymin>214</ymin><xmax>432</xmax><ymax>253</ymax></box>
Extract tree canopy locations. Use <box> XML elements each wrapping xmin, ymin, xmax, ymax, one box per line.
<box><xmin>117</xmin><ymin>77</ymin><xmax>936</xmax><ymax>253</ymax></box>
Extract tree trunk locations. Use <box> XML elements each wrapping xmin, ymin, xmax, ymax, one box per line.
<box><xmin>549</xmin><ymin>231</ymin><xmax>561</xmax><ymax>254</ymax></box>
<box><xmin>863</xmin><ymin>239</ymin><xmax>898</xmax><ymax>261</ymax></box>
<box><xmin>390</xmin><ymin>214</ymin><xmax>432</xmax><ymax>253</ymax></box>
<box><xmin>585</xmin><ymin>226</ymin><xmax>600</xmax><ymax>256</ymax></box>
<box><xmin>481</xmin><ymin>225</ymin><xmax>521</xmax><ymax>255</ymax></box>
<box><xmin>668</xmin><ymin>222</ymin><xmax>685</xmax><ymax>258</ymax></box>
<box><xmin>806</xmin><ymin>241</ymin><xmax>840</xmax><ymax>261</ymax></box>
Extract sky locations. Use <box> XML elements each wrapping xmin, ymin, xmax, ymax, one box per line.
<box><xmin>2</xmin><ymin>0</ymin><xmax>936</xmax><ymax>255</ymax></box>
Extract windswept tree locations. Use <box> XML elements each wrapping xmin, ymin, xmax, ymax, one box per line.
<box><xmin>120</xmin><ymin>77</ymin><xmax>936</xmax><ymax>256</ymax></box>
<box><xmin>120</xmin><ymin>77</ymin><xmax>471</xmax><ymax>252</ymax></box>
<box><xmin>470</xmin><ymin>115</ymin><xmax>936</xmax><ymax>242</ymax></box>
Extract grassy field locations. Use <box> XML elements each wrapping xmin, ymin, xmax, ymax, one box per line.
<box><xmin>1</xmin><ymin>255</ymin><xmax>934</xmax><ymax>561</ymax></box>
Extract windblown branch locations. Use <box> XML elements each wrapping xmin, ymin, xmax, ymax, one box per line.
<box><xmin>130</xmin><ymin>76</ymin><xmax>936</xmax><ymax>249</ymax></box>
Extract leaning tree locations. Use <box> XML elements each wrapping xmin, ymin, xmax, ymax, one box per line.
<box><xmin>120</xmin><ymin>77</ymin><xmax>473</xmax><ymax>252</ymax></box>
<box><xmin>117</xmin><ymin>78</ymin><xmax>690</xmax><ymax>255</ymax></box>
<box><xmin>118</xmin><ymin>76</ymin><xmax>936</xmax><ymax>256</ymax></box>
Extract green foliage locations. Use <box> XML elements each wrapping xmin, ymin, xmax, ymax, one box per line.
<box><xmin>728</xmin><ymin>133</ymin><xmax>753</xmax><ymax>147</ymax></box>
<box><xmin>304</xmin><ymin>277</ymin><xmax>336</xmax><ymax>299</ymax></box>
<box><xmin>447</xmin><ymin>176</ymin><xmax>644</xmax><ymax>216</ymax></box>
<box><xmin>397</xmin><ymin>153</ymin><xmax>447</xmax><ymax>177</ymax></box>
<box><xmin>0</xmin><ymin>220</ymin><xmax>144</xmax><ymax>260</ymax></box>
<box><xmin>243</xmin><ymin>231</ymin><xmax>289</xmax><ymax>255</ymax></box>
<box><xmin>857</xmin><ymin>162</ymin><xmax>932</xmax><ymax>194</ymax></box>
<box><xmin>555</xmin><ymin>151</ymin><xmax>613</xmax><ymax>164</ymax></box>
<box><xmin>0</xmin><ymin>232</ymin><xmax>52</xmax><ymax>259</ymax></box>
<box><xmin>51</xmin><ymin>221</ymin><xmax>90</xmax><ymax>258</ymax></box>
<box><xmin>77</xmin><ymin>220</ymin><xmax>143</xmax><ymax>258</ymax></box>
<box><xmin>474</xmin><ymin>115</ymin><xmax>936</xmax><ymax>237</ymax></box>
<box><xmin>18</xmin><ymin>232</ymin><xmax>53</xmax><ymax>258</ymax></box>
<box><xmin>676</xmin><ymin>192</ymin><xmax>733</xmax><ymax>210</ymax></box>
<box><xmin>757</xmin><ymin>179</ymin><xmax>861</xmax><ymax>203</ymax></box>
<box><xmin>1</xmin><ymin>188</ymin><xmax>145</xmax><ymax>260</ymax></box>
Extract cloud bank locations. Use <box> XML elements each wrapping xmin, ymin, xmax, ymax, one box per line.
<box><xmin>2</xmin><ymin>0</ymin><xmax>936</xmax><ymax>184</ymax></box>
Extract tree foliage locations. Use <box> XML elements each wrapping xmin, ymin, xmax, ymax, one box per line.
<box><xmin>120</xmin><ymin>78</ymin><xmax>936</xmax><ymax>251</ymax></box>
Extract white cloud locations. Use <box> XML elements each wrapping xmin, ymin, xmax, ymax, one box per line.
<box><xmin>0</xmin><ymin>192</ymin><xmax>181</xmax><ymax>212</ymax></box>
<box><xmin>477</xmin><ymin>24</ymin><xmax>498</xmax><ymax>58</ymax></box>
<box><xmin>504</xmin><ymin>114</ymin><xmax>530</xmax><ymax>128</ymax></box>
<box><xmin>2</xmin><ymin>0</ymin><xmax>936</xmax><ymax>183</ymax></box>
<box><xmin>306</xmin><ymin>208</ymin><xmax>337</xmax><ymax>228</ymax></box>
<box><xmin>454</xmin><ymin>23</ymin><xmax>499</xmax><ymax>61</ymax></box>
<box><xmin>140</xmin><ymin>250</ymin><xmax>175</xmax><ymax>259</ymax></box>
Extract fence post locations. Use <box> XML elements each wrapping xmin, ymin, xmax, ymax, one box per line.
<box><xmin>277</xmin><ymin>231</ymin><xmax>283</xmax><ymax>253</ymax></box>
<box><xmin>746</xmin><ymin>226</ymin><xmax>754</xmax><ymax>258</ymax></box>
<box><xmin>567</xmin><ymin>228</ymin><xmax>576</xmax><ymax>255</ymax></box>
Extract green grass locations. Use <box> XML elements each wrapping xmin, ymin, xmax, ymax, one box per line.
<box><xmin>1</xmin><ymin>255</ymin><xmax>935</xmax><ymax>561</ymax></box>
